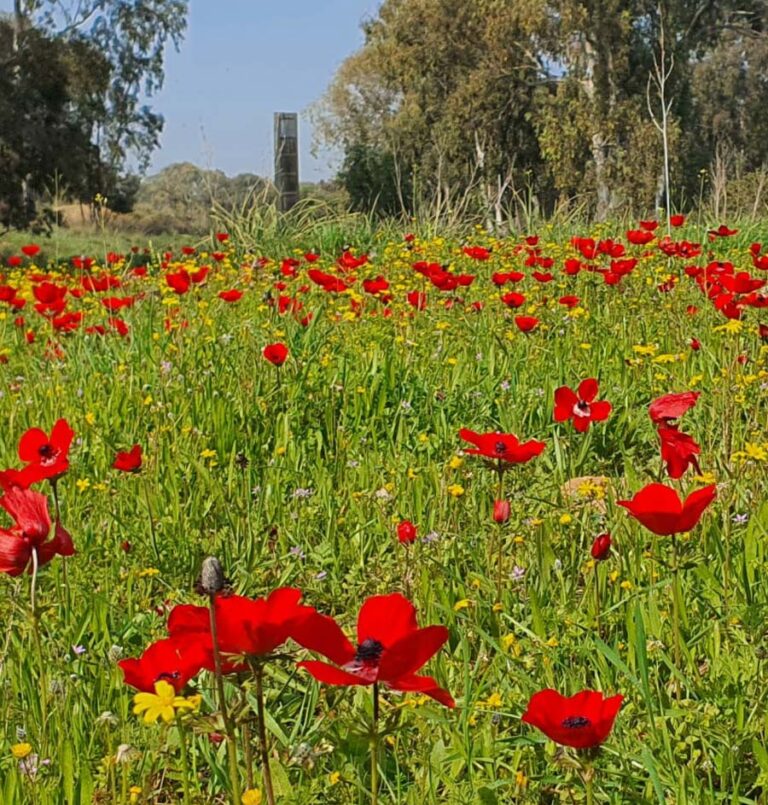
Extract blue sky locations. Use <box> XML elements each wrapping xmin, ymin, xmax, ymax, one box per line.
<box><xmin>2</xmin><ymin>0</ymin><xmax>381</xmax><ymax>180</ymax></box>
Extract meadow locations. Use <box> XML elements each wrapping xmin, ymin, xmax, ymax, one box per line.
<box><xmin>0</xmin><ymin>218</ymin><xmax>766</xmax><ymax>804</ymax></box>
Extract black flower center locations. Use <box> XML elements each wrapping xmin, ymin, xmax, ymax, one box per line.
<box><xmin>495</xmin><ymin>441</ymin><xmax>507</xmax><ymax>455</ymax></box>
<box><xmin>38</xmin><ymin>443</ymin><xmax>59</xmax><ymax>466</ymax></box>
<box><xmin>561</xmin><ymin>715</ymin><xmax>591</xmax><ymax>729</ymax></box>
<box><xmin>157</xmin><ymin>671</ymin><xmax>181</xmax><ymax>682</ymax></box>
<box><xmin>574</xmin><ymin>401</ymin><xmax>591</xmax><ymax>417</ymax></box>
<box><xmin>354</xmin><ymin>638</ymin><xmax>384</xmax><ymax>666</ymax></box>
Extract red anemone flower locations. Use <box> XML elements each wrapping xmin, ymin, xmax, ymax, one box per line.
<box><xmin>118</xmin><ymin>637</ymin><xmax>209</xmax><ymax>693</ymax></box>
<box><xmin>113</xmin><ymin>444</ymin><xmax>142</xmax><ymax>473</ymax></box>
<box><xmin>708</xmin><ymin>224</ymin><xmax>738</xmax><ymax>238</ymax></box>
<box><xmin>22</xmin><ymin>244</ymin><xmax>41</xmax><ymax>258</ymax></box>
<box><xmin>168</xmin><ymin>588</ymin><xmax>317</xmax><ymax>670</ymax></box>
<box><xmin>14</xmin><ymin>419</ymin><xmax>74</xmax><ymax>487</ymax></box>
<box><xmin>649</xmin><ymin>391</ymin><xmax>700</xmax><ymax>424</ymax></box>
<box><xmin>670</xmin><ymin>214</ymin><xmax>686</xmax><ymax>227</ymax></box>
<box><xmin>553</xmin><ymin>379</ymin><xmax>612</xmax><ymax>432</ymax></box>
<box><xmin>397</xmin><ymin>520</ymin><xmax>417</xmax><ymax>545</ymax></box>
<box><xmin>591</xmin><ymin>533</ymin><xmax>612</xmax><ymax>561</ymax></box>
<box><xmin>515</xmin><ymin>315</ymin><xmax>539</xmax><ymax>333</ymax></box>
<box><xmin>294</xmin><ymin>593</ymin><xmax>454</xmax><ymax>707</ymax></box>
<box><xmin>493</xmin><ymin>499</ymin><xmax>510</xmax><ymax>524</ymax></box>
<box><xmin>618</xmin><ymin>483</ymin><xmax>716</xmax><ymax>536</ymax></box>
<box><xmin>263</xmin><ymin>342</ymin><xmax>288</xmax><ymax>366</ymax></box>
<box><xmin>0</xmin><ymin>483</ymin><xmax>74</xmax><ymax>575</ymax></box>
<box><xmin>522</xmin><ymin>689</ymin><xmax>623</xmax><ymax>749</ymax></box>
<box><xmin>658</xmin><ymin>427</ymin><xmax>701</xmax><ymax>479</ymax></box>
<box><xmin>459</xmin><ymin>429</ymin><xmax>545</xmax><ymax>464</ymax></box>
<box><xmin>219</xmin><ymin>289</ymin><xmax>243</xmax><ymax>303</ymax></box>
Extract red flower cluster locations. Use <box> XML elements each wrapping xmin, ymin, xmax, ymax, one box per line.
<box><xmin>0</xmin><ymin>420</ymin><xmax>76</xmax><ymax>575</ymax></box>
<box><xmin>649</xmin><ymin>391</ymin><xmax>702</xmax><ymax>479</ymax></box>
<box><xmin>120</xmin><ymin>589</ymin><xmax>454</xmax><ymax>707</ymax></box>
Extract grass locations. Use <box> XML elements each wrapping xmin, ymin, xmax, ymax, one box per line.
<box><xmin>0</xmin><ymin>220</ymin><xmax>766</xmax><ymax>803</ymax></box>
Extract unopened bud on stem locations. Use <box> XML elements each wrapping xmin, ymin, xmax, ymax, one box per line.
<box><xmin>199</xmin><ymin>556</ymin><xmax>225</xmax><ymax>594</ymax></box>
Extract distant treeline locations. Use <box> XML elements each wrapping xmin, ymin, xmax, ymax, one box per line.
<box><xmin>313</xmin><ymin>0</ymin><xmax>768</xmax><ymax>222</ymax></box>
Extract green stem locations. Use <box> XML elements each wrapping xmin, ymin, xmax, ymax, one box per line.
<box><xmin>495</xmin><ymin>466</ymin><xmax>505</xmax><ymax>603</ymax></box>
<box><xmin>142</xmin><ymin>478</ymin><xmax>160</xmax><ymax>563</ymax></box>
<box><xmin>585</xmin><ymin>774</ymin><xmax>594</xmax><ymax>805</ymax></box>
<box><xmin>671</xmin><ymin>535</ymin><xmax>682</xmax><ymax>698</ymax></box>
<box><xmin>243</xmin><ymin>720</ymin><xmax>255</xmax><ymax>791</ymax></box>
<box><xmin>176</xmin><ymin>714</ymin><xmax>192</xmax><ymax>805</ymax></box>
<box><xmin>208</xmin><ymin>594</ymin><xmax>241</xmax><ymax>803</ymax></box>
<box><xmin>255</xmin><ymin>664</ymin><xmax>276</xmax><ymax>805</ymax></box>
<box><xmin>30</xmin><ymin>548</ymin><xmax>48</xmax><ymax>743</ymax></box>
<box><xmin>594</xmin><ymin>564</ymin><xmax>601</xmax><ymax>638</ymax></box>
<box><xmin>371</xmin><ymin>682</ymin><xmax>380</xmax><ymax>805</ymax></box>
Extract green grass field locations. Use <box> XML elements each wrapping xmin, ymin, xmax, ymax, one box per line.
<box><xmin>0</xmin><ymin>222</ymin><xmax>766</xmax><ymax>803</ymax></box>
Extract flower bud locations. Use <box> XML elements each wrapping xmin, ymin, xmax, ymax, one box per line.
<box><xmin>199</xmin><ymin>556</ymin><xmax>225</xmax><ymax>594</ymax></box>
<box><xmin>493</xmin><ymin>499</ymin><xmax>510</xmax><ymax>524</ymax></box>
<box><xmin>590</xmin><ymin>533</ymin><xmax>612</xmax><ymax>561</ymax></box>
<box><xmin>397</xmin><ymin>520</ymin><xmax>417</xmax><ymax>545</ymax></box>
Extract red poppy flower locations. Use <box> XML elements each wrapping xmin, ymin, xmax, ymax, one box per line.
<box><xmin>649</xmin><ymin>391</ymin><xmax>700</xmax><ymax>424</ymax></box>
<box><xmin>407</xmin><ymin>291</ymin><xmax>427</xmax><ymax>310</ymax></box>
<box><xmin>591</xmin><ymin>533</ymin><xmax>612</xmax><ymax>561</ymax></box>
<box><xmin>218</xmin><ymin>290</ymin><xmax>243</xmax><ymax>303</ymax></box>
<box><xmin>553</xmin><ymin>379</ymin><xmax>611</xmax><ymax>432</ymax></box>
<box><xmin>639</xmin><ymin>220</ymin><xmax>658</xmax><ymax>231</ymax></box>
<box><xmin>397</xmin><ymin>520</ymin><xmax>417</xmax><ymax>544</ymax></box>
<box><xmin>670</xmin><ymin>214</ymin><xmax>685</xmax><ymax>227</ymax></box>
<box><xmin>169</xmin><ymin>588</ymin><xmax>318</xmax><ymax>669</ymax></box>
<box><xmin>708</xmin><ymin>225</ymin><xmax>738</xmax><ymax>238</ymax></box>
<box><xmin>215</xmin><ymin>232</ymin><xmax>229</xmax><ymax>243</ymax></box>
<box><xmin>459</xmin><ymin>429</ymin><xmax>545</xmax><ymax>464</ymax></box>
<box><xmin>7</xmin><ymin>256</ymin><xmax>22</xmax><ymax>267</ymax></box>
<box><xmin>501</xmin><ymin>292</ymin><xmax>525</xmax><ymax>308</ymax></box>
<box><xmin>113</xmin><ymin>445</ymin><xmax>142</xmax><ymax>473</ymax></box>
<box><xmin>515</xmin><ymin>315</ymin><xmax>539</xmax><ymax>333</ymax></box>
<box><xmin>0</xmin><ymin>483</ymin><xmax>74</xmax><ymax>575</ymax></box>
<box><xmin>463</xmin><ymin>246</ymin><xmax>491</xmax><ymax>261</ymax></box>
<box><xmin>118</xmin><ymin>637</ymin><xmax>209</xmax><ymax>692</ymax></box>
<box><xmin>294</xmin><ymin>593</ymin><xmax>454</xmax><ymax>707</ymax></box>
<box><xmin>166</xmin><ymin>270</ymin><xmax>191</xmax><ymax>295</ymax></box>
<box><xmin>14</xmin><ymin>419</ymin><xmax>74</xmax><ymax>487</ymax></box>
<box><xmin>627</xmin><ymin>229</ymin><xmax>655</xmax><ymax>245</ymax></box>
<box><xmin>263</xmin><ymin>342</ymin><xmax>288</xmax><ymax>366</ymax></box>
<box><xmin>522</xmin><ymin>689</ymin><xmax>623</xmax><ymax>749</ymax></box>
<box><xmin>658</xmin><ymin>427</ymin><xmax>701</xmax><ymax>479</ymax></box>
<box><xmin>558</xmin><ymin>296</ymin><xmax>580</xmax><ymax>308</ymax></box>
<box><xmin>21</xmin><ymin>244</ymin><xmax>41</xmax><ymax>258</ymax></box>
<box><xmin>618</xmin><ymin>483</ymin><xmax>716</xmax><ymax>536</ymax></box>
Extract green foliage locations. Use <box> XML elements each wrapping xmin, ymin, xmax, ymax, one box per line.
<box><xmin>0</xmin><ymin>221</ymin><xmax>766</xmax><ymax>802</ymax></box>
<box><xmin>339</xmin><ymin>143</ymin><xmax>409</xmax><ymax>217</ymax></box>
<box><xmin>319</xmin><ymin>0</ymin><xmax>768</xmax><ymax>221</ymax></box>
<box><xmin>0</xmin><ymin>0</ymin><xmax>188</xmax><ymax>229</ymax></box>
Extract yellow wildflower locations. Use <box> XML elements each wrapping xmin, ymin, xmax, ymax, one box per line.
<box><xmin>132</xmin><ymin>680</ymin><xmax>197</xmax><ymax>724</ymax></box>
